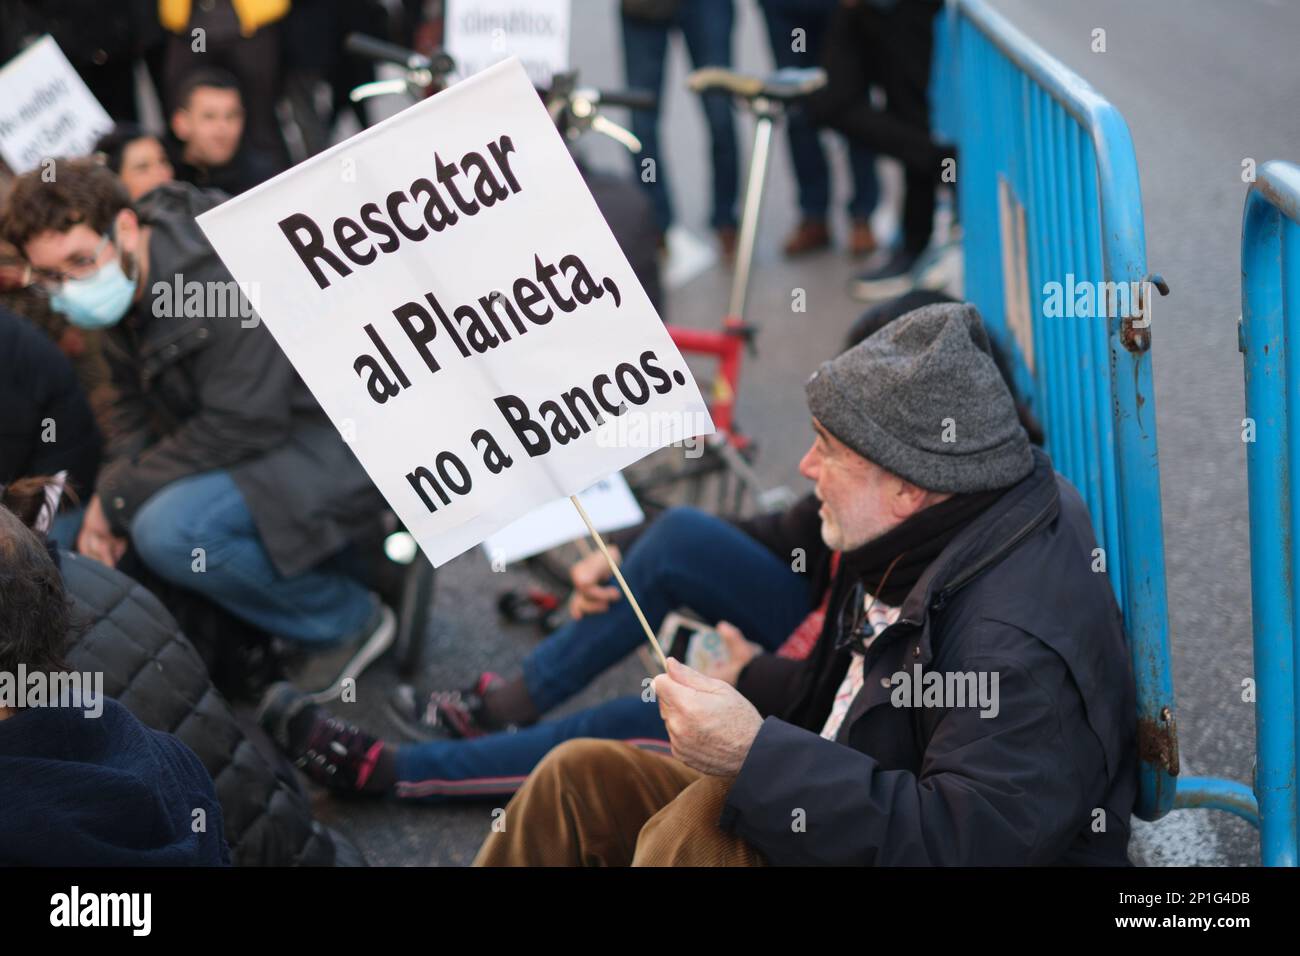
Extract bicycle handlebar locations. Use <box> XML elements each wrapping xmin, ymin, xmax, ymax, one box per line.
<box><xmin>591</xmin><ymin>89</ymin><xmax>656</xmax><ymax>111</ymax></box>
<box><xmin>343</xmin><ymin>33</ymin><xmax>455</xmax><ymax>76</ymax></box>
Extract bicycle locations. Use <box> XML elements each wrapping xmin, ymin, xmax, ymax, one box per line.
<box><xmin>339</xmin><ymin>38</ymin><xmax>822</xmax><ymax>633</ymax></box>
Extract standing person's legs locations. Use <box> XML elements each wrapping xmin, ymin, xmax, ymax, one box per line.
<box><xmin>393</xmin><ymin>695</ymin><xmax>669</xmax><ymax>803</ymax></box>
<box><xmin>129</xmin><ymin>470</ymin><xmax>375</xmax><ymax>644</ymax></box>
<box><xmin>520</xmin><ymin>507</ymin><xmax>813</xmax><ymax>716</ymax></box>
<box><xmin>881</xmin><ymin>1</ymin><xmax>941</xmax><ymax>255</ymax></box>
<box><xmin>473</xmin><ymin>738</ymin><xmax>701</xmax><ymax>866</ymax></box>
<box><xmin>677</xmin><ymin>0</ymin><xmax>739</xmax><ymax>231</ymax></box>
<box><xmin>760</xmin><ymin>0</ymin><xmax>831</xmax><ymax>224</ymax></box>
<box><xmin>809</xmin><ymin>3</ymin><xmax>938</xmax><ymax>173</ymax></box>
<box><xmin>621</xmin><ymin>16</ymin><xmax>673</xmax><ymax>236</ymax></box>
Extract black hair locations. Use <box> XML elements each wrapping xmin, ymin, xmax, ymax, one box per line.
<box><xmin>93</xmin><ymin>123</ymin><xmax>158</xmax><ymax>173</ymax></box>
<box><xmin>0</xmin><ymin>504</ymin><xmax>71</xmax><ymax>676</ymax></box>
<box><xmin>172</xmin><ymin>67</ymin><xmax>244</xmax><ymax>113</ymax></box>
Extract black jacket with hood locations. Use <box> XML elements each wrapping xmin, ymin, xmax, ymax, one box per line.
<box><xmin>725</xmin><ymin>448</ymin><xmax>1138</xmax><ymax>865</ymax></box>
<box><xmin>95</xmin><ymin>182</ymin><xmax>384</xmax><ymax>577</ymax></box>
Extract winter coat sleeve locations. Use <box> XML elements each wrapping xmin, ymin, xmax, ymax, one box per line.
<box><xmin>96</xmin><ymin>319</ymin><xmax>296</xmax><ymax>533</ymax></box>
<box><xmin>720</xmin><ymin>622</ymin><xmax>1105</xmax><ymax>865</ymax></box>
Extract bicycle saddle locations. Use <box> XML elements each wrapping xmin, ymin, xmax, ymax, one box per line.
<box><xmin>687</xmin><ymin>66</ymin><xmax>827</xmax><ymax>101</ymax></box>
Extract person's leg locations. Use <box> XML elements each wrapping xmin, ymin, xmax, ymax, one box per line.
<box><xmin>808</xmin><ymin>2</ymin><xmax>940</xmax><ymax>174</ymax></box>
<box><xmin>760</xmin><ymin>1</ymin><xmax>830</xmax><ymax>223</ymax></box>
<box><xmin>473</xmin><ymin>738</ymin><xmax>701</xmax><ymax>866</ymax></box>
<box><xmin>521</xmin><ymin>506</ymin><xmax>814</xmax><ymax>715</ymax></box>
<box><xmin>129</xmin><ymin>470</ymin><xmax>374</xmax><ymax>644</ymax></box>
<box><xmin>620</xmin><ymin>16</ymin><xmax>673</xmax><ymax>235</ymax></box>
<box><xmin>678</xmin><ymin>0</ymin><xmax>739</xmax><ymax>231</ymax></box>
<box><xmin>633</xmin><ymin>774</ymin><xmax>767</xmax><ymax>866</ymax></box>
<box><xmin>847</xmin><ymin>139</ymin><xmax>881</xmax><ymax>223</ymax></box>
<box><xmin>882</xmin><ymin>1</ymin><xmax>942</xmax><ymax>255</ymax></box>
<box><xmin>393</xmin><ymin>695</ymin><xmax>668</xmax><ymax>803</ymax></box>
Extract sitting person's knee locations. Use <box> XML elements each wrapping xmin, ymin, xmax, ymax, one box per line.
<box><xmin>129</xmin><ymin>489</ymin><xmax>194</xmax><ymax>573</ymax></box>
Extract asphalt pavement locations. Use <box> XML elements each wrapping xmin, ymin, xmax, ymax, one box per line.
<box><xmin>252</xmin><ymin>0</ymin><xmax>1300</xmax><ymax>867</ymax></box>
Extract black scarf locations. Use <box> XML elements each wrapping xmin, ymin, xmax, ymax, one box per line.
<box><xmin>786</xmin><ymin>485</ymin><xmax>1009</xmax><ymax>731</ymax></box>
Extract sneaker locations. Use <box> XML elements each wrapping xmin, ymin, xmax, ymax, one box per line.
<box><xmin>286</xmin><ymin>600</ymin><xmax>397</xmax><ymax>703</ymax></box>
<box><xmin>911</xmin><ymin>239</ymin><xmax>964</xmax><ymax>297</ymax></box>
<box><xmin>782</xmin><ymin>219</ymin><xmax>831</xmax><ymax>257</ymax></box>
<box><xmin>847</xmin><ymin>249</ymin><xmax>921</xmax><ymax>303</ymax></box>
<box><xmin>257</xmin><ymin>682</ymin><xmax>386</xmax><ymax>794</ymax></box>
<box><xmin>385</xmin><ymin>672</ymin><xmax>511</xmax><ymax>741</ymax></box>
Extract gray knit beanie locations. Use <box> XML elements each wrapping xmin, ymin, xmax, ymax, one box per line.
<box><xmin>805</xmin><ymin>302</ymin><xmax>1033</xmax><ymax>493</ymax></box>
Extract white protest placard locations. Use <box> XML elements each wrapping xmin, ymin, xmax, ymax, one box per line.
<box><xmin>483</xmin><ymin>471</ymin><xmax>644</xmax><ymax>567</ymax></box>
<box><xmin>0</xmin><ymin>36</ymin><xmax>113</xmax><ymax>173</ymax></box>
<box><xmin>197</xmin><ymin>58</ymin><xmax>712</xmax><ymax>568</ymax></box>
<box><xmin>445</xmin><ymin>0</ymin><xmax>570</xmax><ymax>87</ymax></box>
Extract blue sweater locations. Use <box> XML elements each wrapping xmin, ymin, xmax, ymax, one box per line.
<box><xmin>0</xmin><ymin>697</ymin><xmax>229</xmax><ymax>866</ymax></box>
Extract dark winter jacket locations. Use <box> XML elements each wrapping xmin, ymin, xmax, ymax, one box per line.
<box><xmin>0</xmin><ymin>306</ymin><xmax>102</xmax><ymax>498</ymax></box>
<box><xmin>0</xmin><ymin>698</ymin><xmax>229</xmax><ymax>866</ymax></box>
<box><xmin>95</xmin><ymin>181</ymin><xmax>385</xmax><ymax>576</ymax></box>
<box><xmin>59</xmin><ymin>551</ymin><xmax>366</xmax><ymax>866</ymax></box>
<box><xmin>725</xmin><ymin>448</ymin><xmax>1138</xmax><ymax>865</ymax></box>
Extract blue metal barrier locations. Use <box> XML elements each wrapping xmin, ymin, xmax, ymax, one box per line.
<box><xmin>1238</xmin><ymin>160</ymin><xmax>1300</xmax><ymax>867</ymax></box>
<box><xmin>943</xmin><ymin>0</ymin><xmax>1180</xmax><ymax>822</ymax></box>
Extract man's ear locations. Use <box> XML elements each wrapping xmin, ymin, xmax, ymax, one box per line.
<box><xmin>113</xmin><ymin>208</ymin><xmax>141</xmax><ymax>256</ymax></box>
<box><xmin>892</xmin><ymin>475</ymin><xmax>931</xmax><ymax>520</ymax></box>
<box><xmin>171</xmin><ymin>107</ymin><xmax>191</xmax><ymax>142</ymax></box>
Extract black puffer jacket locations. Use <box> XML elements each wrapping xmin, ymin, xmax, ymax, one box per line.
<box><xmin>59</xmin><ymin>551</ymin><xmax>365</xmax><ymax>867</ymax></box>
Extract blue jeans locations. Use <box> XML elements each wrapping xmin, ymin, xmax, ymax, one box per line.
<box><xmin>622</xmin><ymin>0</ymin><xmax>739</xmax><ymax>232</ymax></box>
<box><xmin>129</xmin><ymin>469</ymin><xmax>375</xmax><ymax>644</ymax></box>
<box><xmin>393</xmin><ymin>506</ymin><xmax>814</xmax><ymax>803</ymax></box>
<box><xmin>760</xmin><ymin>0</ymin><xmax>879</xmax><ymax>221</ymax></box>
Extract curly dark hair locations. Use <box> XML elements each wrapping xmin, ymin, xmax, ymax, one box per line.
<box><xmin>0</xmin><ymin>156</ymin><xmax>131</xmax><ymax>252</ymax></box>
<box><xmin>0</xmin><ymin>498</ymin><xmax>71</xmax><ymax>676</ymax></box>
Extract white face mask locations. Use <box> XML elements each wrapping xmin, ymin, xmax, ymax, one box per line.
<box><xmin>50</xmin><ymin>232</ymin><xmax>138</xmax><ymax>329</ymax></box>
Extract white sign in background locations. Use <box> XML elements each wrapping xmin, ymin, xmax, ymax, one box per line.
<box><xmin>445</xmin><ymin>0</ymin><xmax>571</xmax><ymax>87</ymax></box>
<box><xmin>483</xmin><ymin>471</ymin><xmax>644</xmax><ymax>567</ymax></box>
<box><xmin>198</xmin><ymin>59</ymin><xmax>711</xmax><ymax>568</ymax></box>
<box><xmin>0</xmin><ymin>35</ymin><xmax>113</xmax><ymax>173</ymax></box>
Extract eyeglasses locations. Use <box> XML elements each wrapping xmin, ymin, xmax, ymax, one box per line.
<box><xmin>28</xmin><ymin>234</ymin><xmax>113</xmax><ymax>290</ymax></box>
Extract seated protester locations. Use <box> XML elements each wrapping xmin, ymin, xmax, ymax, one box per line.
<box><xmin>255</xmin><ymin>299</ymin><xmax>1049</xmax><ymax>808</ymax></box>
<box><xmin>473</xmin><ymin>303</ymin><xmax>1138</xmax><ymax>866</ymax></box>
<box><xmin>1</xmin><ymin>475</ymin><xmax>365</xmax><ymax>866</ymax></box>
<box><xmin>1</xmin><ymin>159</ymin><xmax>395</xmax><ymax>698</ymax></box>
<box><xmin>167</xmin><ymin>67</ymin><xmax>281</xmax><ymax>197</ymax></box>
<box><xmin>94</xmin><ymin>123</ymin><xmax>176</xmax><ymax>200</ymax></box>
<box><xmin>0</xmin><ymin>500</ymin><xmax>229</xmax><ymax>866</ymax></box>
<box><xmin>0</xmin><ymin>241</ymin><xmax>117</xmax><ymax>430</ymax></box>
<box><xmin>0</xmin><ymin>306</ymin><xmax>102</xmax><ymax>506</ymax></box>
